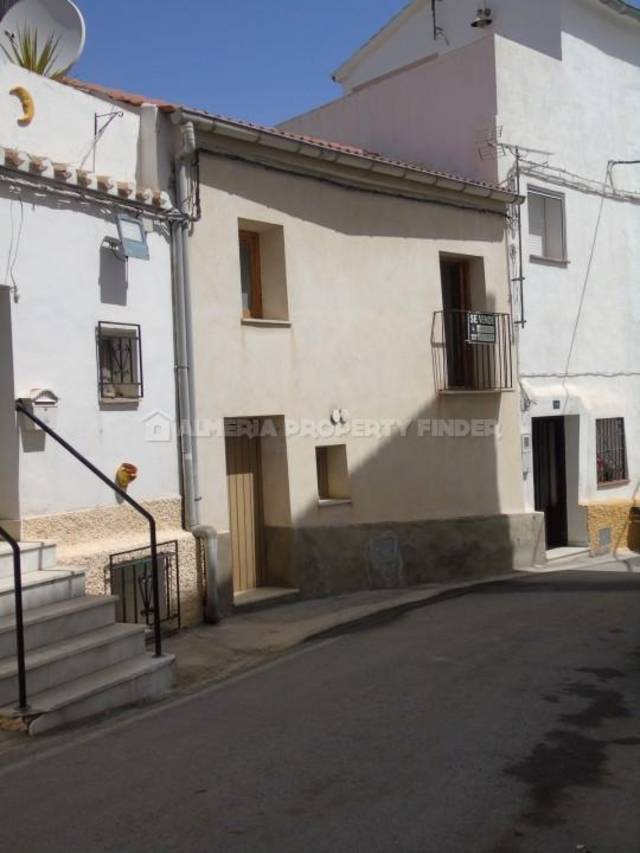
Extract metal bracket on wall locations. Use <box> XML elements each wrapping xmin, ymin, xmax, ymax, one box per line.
<box><xmin>92</xmin><ymin>110</ymin><xmax>124</xmax><ymax>172</ymax></box>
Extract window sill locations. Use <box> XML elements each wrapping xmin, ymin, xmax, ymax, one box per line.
<box><xmin>439</xmin><ymin>388</ymin><xmax>513</xmax><ymax>395</ymax></box>
<box><xmin>100</xmin><ymin>397</ymin><xmax>141</xmax><ymax>407</ymax></box>
<box><xmin>318</xmin><ymin>498</ymin><xmax>352</xmax><ymax>508</ymax></box>
<box><xmin>529</xmin><ymin>255</ymin><xmax>570</xmax><ymax>268</ymax></box>
<box><xmin>597</xmin><ymin>479</ymin><xmax>630</xmax><ymax>490</ymax></box>
<box><xmin>241</xmin><ymin>318</ymin><xmax>291</xmax><ymax>328</ymax></box>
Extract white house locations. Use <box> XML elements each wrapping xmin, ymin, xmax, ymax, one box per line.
<box><xmin>282</xmin><ymin>0</ymin><xmax>640</xmax><ymax>557</ymax></box>
<box><xmin>0</xmin><ymin>63</ymin><xmax>197</xmax><ymax>731</ymax></box>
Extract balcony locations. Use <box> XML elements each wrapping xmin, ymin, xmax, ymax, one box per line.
<box><xmin>432</xmin><ymin>310</ymin><xmax>513</xmax><ymax>393</ymax></box>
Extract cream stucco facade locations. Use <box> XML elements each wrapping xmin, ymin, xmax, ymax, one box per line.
<box><xmin>183</xmin><ymin>132</ymin><xmax>543</xmax><ymax>605</ymax></box>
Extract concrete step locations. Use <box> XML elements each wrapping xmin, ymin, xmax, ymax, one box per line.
<box><xmin>0</xmin><ymin>568</ymin><xmax>85</xmax><ymax>617</ymax></box>
<box><xmin>0</xmin><ymin>542</ymin><xmax>57</xmax><ymax>579</ymax></box>
<box><xmin>544</xmin><ymin>546</ymin><xmax>591</xmax><ymax>564</ymax></box>
<box><xmin>6</xmin><ymin>653</ymin><xmax>176</xmax><ymax>735</ymax></box>
<box><xmin>0</xmin><ymin>623</ymin><xmax>146</xmax><ymax>706</ymax></box>
<box><xmin>0</xmin><ymin>595</ymin><xmax>117</xmax><ymax>658</ymax></box>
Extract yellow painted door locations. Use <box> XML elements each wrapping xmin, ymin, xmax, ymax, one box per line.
<box><xmin>225</xmin><ymin>425</ymin><xmax>265</xmax><ymax>592</ymax></box>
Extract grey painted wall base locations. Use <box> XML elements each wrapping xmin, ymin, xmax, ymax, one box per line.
<box><xmin>265</xmin><ymin>512</ymin><xmax>545</xmax><ymax>599</ymax></box>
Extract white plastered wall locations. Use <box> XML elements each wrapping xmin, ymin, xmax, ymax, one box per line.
<box><xmin>189</xmin><ymin>154</ymin><xmax>525</xmax><ymax>535</ymax></box>
<box><xmin>0</xmin><ymin>67</ymin><xmax>180</xmax><ymax>519</ymax></box>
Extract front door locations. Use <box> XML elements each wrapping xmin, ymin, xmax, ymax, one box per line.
<box><xmin>440</xmin><ymin>259</ymin><xmax>472</xmax><ymax>388</ymax></box>
<box><xmin>532</xmin><ymin>417</ymin><xmax>568</xmax><ymax>549</ymax></box>
<box><xmin>225</xmin><ymin>421</ymin><xmax>265</xmax><ymax>592</ymax></box>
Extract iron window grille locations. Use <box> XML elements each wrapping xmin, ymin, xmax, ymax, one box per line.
<box><xmin>106</xmin><ymin>540</ymin><xmax>181</xmax><ymax>634</ymax></box>
<box><xmin>596</xmin><ymin>418</ymin><xmax>628</xmax><ymax>485</ymax></box>
<box><xmin>97</xmin><ymin>322</ymin><xmax>144</xmax><ymax>400</ymax></box>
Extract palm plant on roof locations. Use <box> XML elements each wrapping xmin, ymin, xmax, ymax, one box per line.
<box><xmin>2</xmin><ymin>26</ymin><xmax>65</xmax><ymax>78</ymax></box>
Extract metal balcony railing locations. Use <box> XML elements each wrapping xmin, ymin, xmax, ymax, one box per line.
<box><xmin>432</xmin><ymin>310</ymin><xmax>513</xmax><ymax>393</ymax></box>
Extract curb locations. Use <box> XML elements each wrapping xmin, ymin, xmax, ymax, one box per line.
<box><xmin>300</xmin><ymin>570</ymin><xmax>529</xmax><ymax>645</ymax></box>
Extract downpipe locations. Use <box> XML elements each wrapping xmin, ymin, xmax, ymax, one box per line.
<box><xmin>173</xmin><ymin>121</ymin><xmax>223</xmax><ymax>624</ymax></box>
<box><xmin>193</xmin><ymin>525</ymin><xmax>222</xmax><ymax>624</ymax></box>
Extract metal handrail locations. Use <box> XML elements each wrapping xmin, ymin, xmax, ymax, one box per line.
<box><xmin>0</xmin><ymin>523</ymin><xmax>28</xmax><ymax>712</ymax></box>
<box><xmin>15</xmin><ymin>400</ymin><xmax>163</xmax><ymax>659</ymax></box>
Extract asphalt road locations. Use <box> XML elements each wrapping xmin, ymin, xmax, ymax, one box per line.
<box><xmin>1</xmin><ymin>570</ymin><xmax>639</xmax><ymax>853</ymax></box>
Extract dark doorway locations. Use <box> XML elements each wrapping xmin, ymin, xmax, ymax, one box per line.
<box><xmin>532</xmin><ymin>417</ymin><xmax>568</xmax><ymax>549</ymax></box>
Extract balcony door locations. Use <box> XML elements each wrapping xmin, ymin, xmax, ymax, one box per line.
<box><xmin>440</xmin><ymin>259</ymin><xmax>473</xmax><ymax>389</ymax></box>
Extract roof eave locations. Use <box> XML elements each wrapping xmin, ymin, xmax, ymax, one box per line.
<box><xmin>172</xmin><ymin>108</ymin><xmax>522</xmax><ymax>206</ymax></box>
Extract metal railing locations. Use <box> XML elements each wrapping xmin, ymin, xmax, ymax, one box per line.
<box><xmin>0</xmin><ymin>523</ymin><xmax>28</xmax><ymax>712</ymax></box>
<box><xmin>107</xmin><ymin>541</ymin><xmax>181</xmax><ymax>632</ymax></box>
<box><xmin>431</xmin><ymin>310</ymin><xmax>513</xmax><ymax>393</ymax></box>
<box><xmin>15</xmin><ymin>401</ymin><xmax>163</xmax><ymax>662</ymax></box>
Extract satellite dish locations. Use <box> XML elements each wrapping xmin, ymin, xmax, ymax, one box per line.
<box><xmin>0</xmin><ymin>0</ymin><xmax>85</xmax><ymax>77</ymax></box>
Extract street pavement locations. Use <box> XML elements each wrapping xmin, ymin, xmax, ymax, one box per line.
<box><xmin>1</xmin><ymin>569</ymin><xmax>639</xmax><ymax>853</ymax></box>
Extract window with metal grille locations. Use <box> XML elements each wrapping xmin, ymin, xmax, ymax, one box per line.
<box><xmin>97</xmin><ymin>322</ymin><xmax>143</xmax><ymax>400</ymax></box>
<box><xmin>106</xmin><ymin>541</ymin><xmax>180</xmax><ymax>632</ymax></box>
<box><xmin>596</xmin><ymin>418</ymin><xmax>628</xmax><ymax>484</ymax></box>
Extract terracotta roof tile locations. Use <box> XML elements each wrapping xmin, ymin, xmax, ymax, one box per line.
<box><xmin>62</xmin><ymin>77</ymin><xmax>510</xmax><ymax>194</ymax></box>
<box><xmin>64</xmin><ymin>77</ymin><xmax>176</xmax><ymax>110</ymax></box>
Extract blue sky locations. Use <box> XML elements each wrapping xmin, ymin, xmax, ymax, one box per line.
<box><xmin>72</xmin><ymin>0</ymin><xmax>640</xmax><ymax>128</ymax></box>
<box><xmin>73</xmin><ymin>0</ymin><xmax>409</xmax><ymax>127</ymax></box>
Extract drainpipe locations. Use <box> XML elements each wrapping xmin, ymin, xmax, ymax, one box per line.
<box><xmin>173</xmin><ymin>120</ymin><xmax>222</xmax><ymax>623</ymax></box>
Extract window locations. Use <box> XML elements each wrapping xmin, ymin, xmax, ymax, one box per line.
<box><xmin>528</xmin><ymin>189</ymin><xmax>566</xmax><ymax>262</ymax></box>
<box><xmin>596</xmin><ymin>418</ymin><xmax>628</xmax><ymax>484</ymax></box>
<box><xmin>316</xmin><ymin>445</ymin><xmax>350</xmax><ymax>501</ymax></box>
<box><xmin>238</xmin><ymin>221</ymin><xmax>289</xmax><ymax>322</ymax></box>
<box><xmin>239</xmin><ymin>230</ymin><xmax>263</xmax><ymax>319</ymax></box>
<box><xmin>97</xmin><ymin>322</ymin><xmax>143</xmax><ymax>400</ymax></box>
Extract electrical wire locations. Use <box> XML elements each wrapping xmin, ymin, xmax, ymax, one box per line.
<box><xmin>3</xmin><ymin>192</ymin><xmax>24</xmax><ymax>303</ymax></box>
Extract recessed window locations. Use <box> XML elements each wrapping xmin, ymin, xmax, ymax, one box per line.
<box><xmin>238</xmin><ymin>220</ymin><xmax>289</xmax><ymax>322</ymax></box>
<box><xmin>316</xmin><ymin>445</ymin><xmax>350</xmax><ymax>501</ymax></box>
<box><xmin>528</xmin><ymin>189</ymin><xmax>566</xmax><ymax>262</ymax></box>
<box><xmin>596</xmin><ymin>418</ymin><xmax>628</xmax><ymax>484</ymax></box>
<box><xmin>97</xmin><ymin>322</ymin><xmax>143</xmax><ymax>401</ymax></box>
<box><xmin>239</xmin><ymin>230</ymin><xmax>263</xmax><ymax>319</ymax></box>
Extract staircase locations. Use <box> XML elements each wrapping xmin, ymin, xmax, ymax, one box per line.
<box><xmin>0</xmin><ymin>540</ymin><xmax>175</xmax><ymax>735</ymax></box>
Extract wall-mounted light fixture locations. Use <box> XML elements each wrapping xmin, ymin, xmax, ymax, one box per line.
<box><xmin>104</xmin><ymin>214</ymin><xmax>150</xmax><ymax>261</ymax></box>
<box><xmin>471</xmin><ymin>7</ymin><xmax>493</xmax><ymax>28</ymax></box>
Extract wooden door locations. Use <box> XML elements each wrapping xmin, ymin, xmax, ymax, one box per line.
<box><xmin>225</xmin><ymin>424</ymin><xmax>265</xmax><ymax>592</ymax></box>
<box><xmin>532</xmin><ymin>417</ymin><xmax>568</xmax><ymax>549</ymax></box>
<box><xmin>440</xmin><ymin>259</ymin><xmax>473</xmax><ymax>388</ymax></box>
